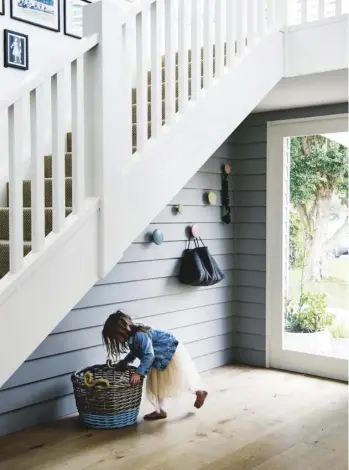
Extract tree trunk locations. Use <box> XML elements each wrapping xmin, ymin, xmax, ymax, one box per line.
<box><xmin>305</xmin><ymin>187</ymin><xmax>332</xmax><ymax>281</ymax></box>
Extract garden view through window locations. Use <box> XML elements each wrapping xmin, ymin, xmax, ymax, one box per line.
<box><xmin>284</xmin><ymin>132</ymin><xmax>349</xmax><ymax>359</ymax></box>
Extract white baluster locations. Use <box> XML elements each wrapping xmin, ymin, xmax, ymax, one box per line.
<box><xmin>191</xmin><ymin>0</ymin><xmax>202</xmax><ymax>100</ymax></box>
<box><xmin>203</xmin><ymin>0</ymin><xmax>213</xmax><ymax>88</ymax></box>
<box><xmin>215</xmin><ymin>0</ymin><xmax>225</xmax><ymax>78</ymax></box>
<box><xmin>257</xmin><ymin>0</ymin><xmax>266</xmax><ymax>38</ymax></box>
<box><xmin>30</xmin><ymin>86</ymin><xmax>45</xmax><ymax>253</ymax></box>
<box><xmin>318</xmin><ymin>0</ymin><xmax>325</xmax><ymax>19</ymax></box>
<box><xmin>8</xmin><ymin>102</ymin><xmax>23</xmax><ymax>274</ymax></box>
<box><xmin>236</xmin><ymin>0</ymin><xmax>246</xmax><ymax>57</ymax></box>
<box><xmin>301</xmin><ymin>0</ymin><xmax>307</xmax><ymax>23</ymax></box>
<box><xmin>267</xmin><ymin>0</ymin><xmax>275</xmax><ymax>30</ymax></box>
<box><xmin>165</xmin><ymin>0</ymin><xmax>176</xmax><ymax>125</ymax></box>
<box><xmin>247</xmin><ymin>0</ymin><xmax>256</xmax><ymax>48</ymax></box>
<box><xmin>178</xmin><ymin>0</ymin><xmax>189</xmax><ymax>113</ymax></box>
<box><xmin>71</xmin><ymin>57</ymin><xmax>85</xmax><ymax>215</ymax></box>
<box><xmin>226</xmin><ymin>0</ymin><xmax>236</xmax><ymax>68</ymax></box>
<box><xmin>136</xmin><ymin>7</ymin><xmax>149</xmax><ymax>150</ymax></box>
<box><xmin>335</xmin><ymin>0</ymin><xmax>342</xmax><ymax>15</ymax></box>
<box><xmin>151</xmin><ymin>0</ymin><xmax>162</xmax><ymax>138</ymax></box>
<box><xmin>51</xmin><ymin>71</ymin><xmax>66</xmax><ymax>233</ymax></box>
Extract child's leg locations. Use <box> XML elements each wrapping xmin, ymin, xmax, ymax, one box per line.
<box><xmin>176</xmin><ymin>343</ymin><xmax>208</xmax><ymax>409</ymax></box>
<box><xmin>158</xmin><ymin>397</ymin><xmax>166</xmax><ymax>412</ymax></box>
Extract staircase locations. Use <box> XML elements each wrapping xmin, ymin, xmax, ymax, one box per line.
<box><xmin>0</xmin><ymin>50</ymin><xmax>214</xmax><ymax>279</ymax></box>
<box><xmin>0</xmin><ymin>0</ymin><xmax>285</xmax><ymax>388</ymax></box>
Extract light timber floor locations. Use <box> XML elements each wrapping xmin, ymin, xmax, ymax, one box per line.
<box><xmin>0</xmin><ymin>366</ymin><xmax>347</xmax><ymax>470</ymax></box>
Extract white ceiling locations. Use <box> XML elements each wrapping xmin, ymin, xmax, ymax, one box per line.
<box><xmin>254</xmin><ymin>69</ymin><xmax>348</xmax><ymax>112</ymax></box>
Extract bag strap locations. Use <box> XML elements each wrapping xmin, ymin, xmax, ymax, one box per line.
<box><xmin>188</xmin><ymin>237</ymin><xmax>206</xmax><ymax>249</ymax></box>
<box><xmin>196</xmin><ymin>237</ymin><xmax>206</xmax><ymax>248</ymax></box>
<box><xmin>187</xmin><ymin>236</ymin><xmax>194</xmax><ymax>250</ymax></box>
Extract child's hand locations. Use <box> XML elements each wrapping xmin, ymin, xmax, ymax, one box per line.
<box><xmin>130</xmin><ymin>373</ymin><xmax>141</xmax><ymax>386</ymax></box>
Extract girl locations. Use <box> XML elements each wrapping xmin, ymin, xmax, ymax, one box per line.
<box><xmin>102</xmin><ymin>311</ymin><xmax>208</xmax><ymax>420</ymax></box>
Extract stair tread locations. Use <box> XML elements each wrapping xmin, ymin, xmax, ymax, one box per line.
<box><xmin>21</xmin><ymin>177</ymin><xmax>72</xmax><ymax>182</ymax></box>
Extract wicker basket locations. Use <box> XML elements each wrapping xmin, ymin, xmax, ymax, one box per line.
<box><xmin>71</xmin><ymin>364</ymin><xmax>144</xmax><ymax>429</ymax></box>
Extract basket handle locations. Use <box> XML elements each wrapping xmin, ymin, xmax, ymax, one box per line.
<box><xmin>83</xmin><ymin>371</ymin><xmax>110</xmax><ymax>388</ymax></box>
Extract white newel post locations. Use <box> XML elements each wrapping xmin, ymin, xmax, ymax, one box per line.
<box><xmin>83</xmin><ymin>0</ymin><xmax>131</xmax><ymax>278</ymax></box>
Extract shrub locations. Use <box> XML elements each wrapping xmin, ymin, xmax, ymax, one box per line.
<box><xmin>285</xmin><ymin>292</ymin><xmax>332</xmax><ymax>333</ymax></box>
<box><xmin>330</xmin><ymin>319</ymin><xmax>349</xmax><ymax>339</ymax></box>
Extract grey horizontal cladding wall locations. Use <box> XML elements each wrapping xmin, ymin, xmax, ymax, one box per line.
<box><xmin>0</xmin><ymin>152</ymin><xmax>237</xmax><ymax>436</ymax></box>
<box><xmin>228</xmin><ymin>102</ymin><xmax>348</xmax><ymax>368</ymax></box>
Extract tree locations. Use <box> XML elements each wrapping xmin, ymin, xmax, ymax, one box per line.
<box><xmin>290</xmin><ymin>136</ymin><xmax>348</xmax><ymax>281</ymax></box>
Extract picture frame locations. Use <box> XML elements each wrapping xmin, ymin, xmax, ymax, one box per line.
<box><xmin>4</xmin><ymin>29</ymin><xmax>29</xmax><ymax>71</ymax></box>
<box><xmin>10</xmin><ymin>0</ymin><xmax>60</xmax><ymax>32</ymax></box>
<box><xmin>64</xmin><ymin>0</ymin><xmax>91</xmax><ymax>39</ymax></box>
<box><xmin>0</xmin><ymin>0</ymin><xmax>5</xmax><ymax>15</ymax></box>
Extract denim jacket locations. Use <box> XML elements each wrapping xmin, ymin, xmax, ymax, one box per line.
<box><xmin>124</xmin><ymin>329</ymin><xmax>178</xmax><ymax>376</ymax></box>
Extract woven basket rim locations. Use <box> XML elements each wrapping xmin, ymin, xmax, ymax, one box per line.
<box><xmin>71</xmin><ymin>363</ymin><xmax>141</xmax><ymax>390</ymax></box>
<box><xmin>72</xmin><ymin>363</ymin><xmax>137</xmax><ymax>376</ymax></box>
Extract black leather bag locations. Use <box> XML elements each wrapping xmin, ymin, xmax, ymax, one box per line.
<box><xmin>178</xmin><ymin>237</ymin><xmax>225</xmax><ymax>287</ymax></box>
<box><xmin>178</xmin><ymin>237</ymin><xmax>211</xmax><ymax>286</ymax></box>
<box><xmin>195</xmin><ymin>238</ymin><xmax>225</xmax><ymax>286</ymax></box>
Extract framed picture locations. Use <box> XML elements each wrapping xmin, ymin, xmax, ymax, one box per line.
<box><xmin>64</xmin><ymin>0</ymin><xmax>91</xmax><ymax>39</ymax></box>
<box><xmin>0</xmin><ymin>0</ymin><xmax>5</xmax><ymax>15</ymax></box>
<box><xmin>10</xmin><ymin>0</ymin><xmax>60</xmax><ymax>32</ymax></box>
<box><xmin>4</xmin><ymin>29</ymin><xmax>29</xmax><ymax>71</ymax></box>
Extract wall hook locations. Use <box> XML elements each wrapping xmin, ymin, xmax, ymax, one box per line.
<box><xmin>191</xmin><ymin>224</ymin><xmax>200</xmax><ymax>238</ymax></box>
<box><xmin>152</xmin><ymin>229</ymin><xmax>164</xmax><ymax>245</ymax></box>
<box><xmin>175</xmin><ymin>205</ymin><xmax>185</xmax><ymax>215</ymax></box>
<box><xmin>223</xmin><ymin>163</ymin><xmax>231</xmax><ymax>175</ymax></box>
<box><xmin>207</xmin><ymin>191</ymin><xmax>217</xmax><ymax>205</ymax></box>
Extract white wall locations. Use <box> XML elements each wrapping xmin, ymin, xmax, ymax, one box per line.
<box><xmin>0</xmin><ymin>0</ymin><xmax>93</xmax><ymax>97</ymax></box>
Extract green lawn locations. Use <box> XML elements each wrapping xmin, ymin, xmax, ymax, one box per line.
<box><xmin>288</xmin><ymin>258</ymin><xmax>349</xmax><ymax>311</ymax></box>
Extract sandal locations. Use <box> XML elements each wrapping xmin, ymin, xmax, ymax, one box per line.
<box><xmin>144</xmin><ymin>410</ymin><xmax>168</xmax><ymax>421</ymax></box>
<box><xmin>194</xmin><ymin>391</ymin><xmax>208</xmax><ymax>409</ymax></box>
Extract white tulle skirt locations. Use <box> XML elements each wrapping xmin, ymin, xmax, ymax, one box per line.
<box><xmin>146</xmin><ymin>342</ymin><xmax>203</xmax><ymax>411</ymax></box>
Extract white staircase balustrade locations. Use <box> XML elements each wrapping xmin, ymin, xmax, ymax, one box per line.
<box><xmin>0</xmin><ymin>0</ymin><xmax>287</xmax><ymax>388</ymax></box>
<box><xmin>287</xmin><ymin>0</ymin><xmax>349</xmax><ymax>25</ymax></box>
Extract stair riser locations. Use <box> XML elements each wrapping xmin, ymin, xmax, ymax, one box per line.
<box><xmin>0</xmin><ymin>208</ymin><xmax>72</xmax><ymax>241</ymax></box>
<box><xmin>6</xmin><ymin>179</ymin><xmax>72</xmax><ymax>208</ymax></box>
<box><xmin>132</xmin><ymin>100</ymin><xmax>179</xmax><ymax>126</ymax></box>
<box><xmin>67</xmin><ymin>133</ymin><xmax>72</xmax><ymax>153</ymax></box>
<box><xmin>132</xmin><ymin>79</ymin><xmax>205</xmax><ymax>105</ymax></box>
<box><xmin>160</xmin><ymin>45</ymin><xmax>224</xmax><ymax>66</ymax></box>
<box><xmin>45</xmin><ymin>154</ymin><xmax>72</xmax><ymax>178</ymax></box>
<box><xmin>148</xmin><ymin>55</ymin><xmax>227</xmax><ymax>86</ymax></box>
<box><xmin>147</xmin><ymin>63</ymin><xmax>195</xmax><ymax>85</ymax></box>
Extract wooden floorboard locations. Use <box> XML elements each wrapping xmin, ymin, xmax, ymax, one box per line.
<box><xmin>0</xmin><ymin>366</ymin><xmax>347</xmax><ymax>470</ymax></box>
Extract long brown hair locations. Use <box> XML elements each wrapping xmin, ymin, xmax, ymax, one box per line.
<box><xmin>102</xmin><ymin>311</ymin><xmax>150</xmax><ymax>360</ymax></box>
